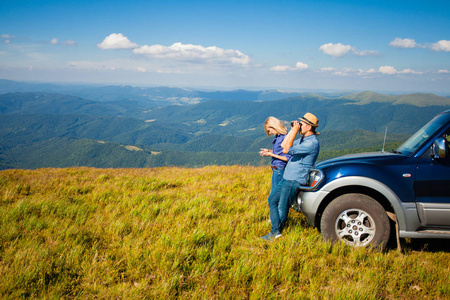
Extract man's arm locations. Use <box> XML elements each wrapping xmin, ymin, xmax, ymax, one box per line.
<box><xmin>282</xmin><ymin>122</ymin><xmax>301</xmax><ymax>153</ymax></box>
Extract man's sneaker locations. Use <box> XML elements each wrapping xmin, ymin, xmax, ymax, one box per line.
<box><xmin>260</xmin><ymin>232</ymin><xmax>282</xmax><ymax>241</ymax></box>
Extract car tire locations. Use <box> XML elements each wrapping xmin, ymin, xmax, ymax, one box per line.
<box><xmin>321</xmin><ymin>193</ymin><xmax>391</xmax><ymax>249</ymax></box>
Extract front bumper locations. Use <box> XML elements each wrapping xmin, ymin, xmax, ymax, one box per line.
<box><xmin>296</xmin><ymin>190</ymin><xmax>330</xmax><ymax>227</ymax></box>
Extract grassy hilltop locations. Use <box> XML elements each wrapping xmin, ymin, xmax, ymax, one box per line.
<box><xmin>1</xmin><ymin>166</ymin><xmax>449</xmax><ymax>299</ymax></box>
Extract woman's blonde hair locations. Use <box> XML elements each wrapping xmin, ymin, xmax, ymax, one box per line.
<box><xmin>264</xmin><ymin>116</ymin><xmax>288</xmax><ymax>136</ymax></box>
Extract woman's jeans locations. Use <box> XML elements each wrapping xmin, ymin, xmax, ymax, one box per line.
<box><xmin>270</xmin><ymin>166</ymin><xmax>285</xmax><ymax>195</ymax></box>
<box><xmin>268</xmin><ymin>179</ymin><xmax>301</xmax><ymax>234</ymax></box>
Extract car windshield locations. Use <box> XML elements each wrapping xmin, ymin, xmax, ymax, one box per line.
<box><xmin>396</xmin><ymin>112</ymin><xmax>450</xmax><ymax>156</ymax></box>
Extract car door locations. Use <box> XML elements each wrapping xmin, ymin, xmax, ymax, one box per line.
<box><xmin>414</xmin><ymin>131</ymin><xmax>450</xmax><ymax>227</ymax></box>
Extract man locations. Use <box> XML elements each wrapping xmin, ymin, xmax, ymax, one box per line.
<box><xmin>261</xmin><ymin>112</ymin><xmax>320</xmax><ymax>241</ymax></box>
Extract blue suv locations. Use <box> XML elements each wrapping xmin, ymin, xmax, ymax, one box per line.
<box><xmin>295</xmin><ymin>110</ymin><xmax>450</xmax><ymax>249</ymax></box>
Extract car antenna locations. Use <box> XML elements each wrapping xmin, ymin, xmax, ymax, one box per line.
<box><xmin>382</xmin><ymin>127</ymin><xmax>388</xmax><ymax>153</ymax></box>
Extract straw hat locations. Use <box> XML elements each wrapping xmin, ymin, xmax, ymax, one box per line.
<box><xmin>299</xmin><ymin>112</ymin><xmax>319</xmax><ymax>128</ymax></box>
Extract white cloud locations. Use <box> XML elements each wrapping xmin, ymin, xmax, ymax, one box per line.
<box><xmin>318</xmin><ymin>66</ymin><xmax>423</xmax><ymax>77</ymax></box>
<box><xmin>319</xmin><ymin>43</ymin><xmax>353</xmax><ymax>58</ymax></box>
<box><xmin>270</xmin><ymin>61</ymin><xmax>308</xmax><ymax>72</ymax></box>
<box><xmin>389</xmin><ymin>38</ymin><xmax>418</xmax><ymax>48</ymax></box>
<box><xmin>97</xmin><ymin>33</ymin><xmax>138</xmax><ymax>50</ymax></box>
<box><xmin>319</xmin><ymin>67</ymin><xmax>335</xmax><ymax>72</ymax></box>
<box><xmin>333</xmin><ymin>71</ymin><xmax>350</xmax><ymax>77</ymax></box>
<box><xmin>68</xmin><ymin>57</ymin><xmax>188</xmax><ymax>75</ymax></box>
<box><xmin>378</xmin><ymin>66</ymin><xmax>422</xmax><ymax>75</ymax></box>
<box><xmin>431</xmin><ymin>40</ymin><xmax>450</xmax><ymax>52</ymax></box>
<box><xmin>438</xmin><ymin>69</ymin><xmax>449</xmax><ymax>74</ymax></box>
<box><xmin>48</xmin><ymin>38</ymin><xmax>76</xmax><ymax>46</ymax></box>
<box><xmin>269</xmin><ymin>65</ymin><xmax>290</xmax><ymax>72</ymax></box>
<box><xmin>378</xmin><ymin>66</ymin><xmax>398</xmax><ymax>75</ymax></box>
<box><xmin>2</xmin><ymin>34</ymin><xmax>13</xmax><ymax>44</ymax></box>
<box><xmin>156</xmin><ymin>69</ymin><xmax>184</xmax><ymax>74</ymax></box>
<box><xmin>398</xmin><ymin>68</ymin><xmax>423</xmax><ymax>75</ymax></box>
<box><xmin>133</xmin><ymin>42</ymin><xmax>250</xmax><ymax>65</ymax></box>
<box><xmin>319</xmin><ymin>43</ymin><xmax>378</xmax><ymax>57</ymax></box>
<box><xmin>69</xmin><ymin>60</ymin><xmax>119</xmax><ymax>71</ymax></box>
<box><xmin>294</xmin><ymin>62</ymin><xmax>309</xmax><ymax>70</ymax></box>
<box><xmin>389</xmin><ymin>38</ymin><xmax>450</xmax><ymax>52</ymax></box>
<box><xmin>353</xmin><ymin>49</ymin><xmax>380</xmax><ymax>56</ymax></box>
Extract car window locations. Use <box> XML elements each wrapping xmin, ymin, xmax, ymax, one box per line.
<box><xmin>397</xmin><ymin>113</ymin><xmax>450</xmax><ymax>156</ymax></box>
<box><xmin>424</xmin><ymin>128</ymin><xmax>450</xmax><ymax>159</ymax></box>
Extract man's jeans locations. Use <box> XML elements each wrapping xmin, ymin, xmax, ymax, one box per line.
<box><xmin>268</xmin><ymin>179</ymin><xmax>302</xmax><ymax>234</ymax></box>
<box><xmin>270</xmin><ymin>167</ymin><xmax>285</xmax><ymax>195</ymax></box>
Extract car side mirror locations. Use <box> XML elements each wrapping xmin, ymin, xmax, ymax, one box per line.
<box><xmin>431</xmin><ymin>138</ymin><xmax>448</xmax><ymax>159</ymax></box>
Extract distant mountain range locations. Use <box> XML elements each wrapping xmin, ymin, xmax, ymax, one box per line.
<box><xmin>0</xmin><ymin>79</ymin><xmax>347</xmax><ymax>105</ymax></box>
<box><xmin>2</xmin><ymin>79</ymin><xmax>448</xmax><ymax>106</ymax></box>
<box><xmin>0</xmin><ymin>79</ymin><xmax>449</xmax><ymax>169</ymax></box>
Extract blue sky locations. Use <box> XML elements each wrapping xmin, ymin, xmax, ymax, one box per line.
<box><xmin>1</xmin><ymin>0</ymin><xmax>449</xmax><ymax>94</ymax></box>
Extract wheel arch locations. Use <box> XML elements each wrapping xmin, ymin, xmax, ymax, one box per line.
<box><xmin>314</xmin><ymin>183</ymin><xmax>398</xmax><ymax>231</ymax></box>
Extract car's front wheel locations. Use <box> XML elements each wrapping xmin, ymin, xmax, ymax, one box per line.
<box><xmin>321</xmin><ymin>193</ymin><xmax>390</xmax><ymax>249</ymax></box>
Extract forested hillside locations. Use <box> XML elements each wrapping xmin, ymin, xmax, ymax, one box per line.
<box><xmin>0</xmin><ymin>80</ymin><xmax>449</xmax><ymax>169</ymax></box>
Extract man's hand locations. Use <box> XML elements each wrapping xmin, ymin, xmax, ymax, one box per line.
<box><xmin>291</xmin><ymin>120</ymin><xmax>301</xmax><ymax>131</ymax></box>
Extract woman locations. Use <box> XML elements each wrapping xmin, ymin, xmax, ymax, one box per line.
<box><xmin>260</xmin><ymin>117</ymin><xmax>292</xmax><ymax>193</ymax></box>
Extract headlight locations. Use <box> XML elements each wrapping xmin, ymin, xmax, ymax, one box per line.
<box><xmin>300</xmin><ymin>169</ymin><xmax>324</xmax><ymax>191</ymax></box>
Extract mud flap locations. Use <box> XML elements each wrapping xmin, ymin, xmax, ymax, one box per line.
<box><xmin>386</xmin><ymin>212</ymin><xmax>402</xmax><ymax>252</ymax></box>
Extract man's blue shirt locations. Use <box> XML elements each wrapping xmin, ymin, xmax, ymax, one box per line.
<box><xmin>283</xmin><ymin>134</ymin><xmax>320</xmax><ymax>184</ymax></box>
<box><xmin>272</xmin><ymin>134</ymin><xmax>292</xmax><ymax>168</ymax></box>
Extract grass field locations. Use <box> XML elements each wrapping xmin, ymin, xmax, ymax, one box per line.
<box><xmin>1</xmin><ymin>166</ymin><xmax>449</xmax><ymax>299</ymax></box>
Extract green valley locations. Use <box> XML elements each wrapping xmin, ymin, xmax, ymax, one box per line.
<box><xmin>0</xmin><ymin>80</ymin><xmax>449</xmax><ymax>169</ymax></box>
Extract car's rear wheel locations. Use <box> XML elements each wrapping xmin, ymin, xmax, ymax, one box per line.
<box><xmin>321</xmin><ymin>193</ymin><xmax>390</xmax><ymax>249</ymax></box>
